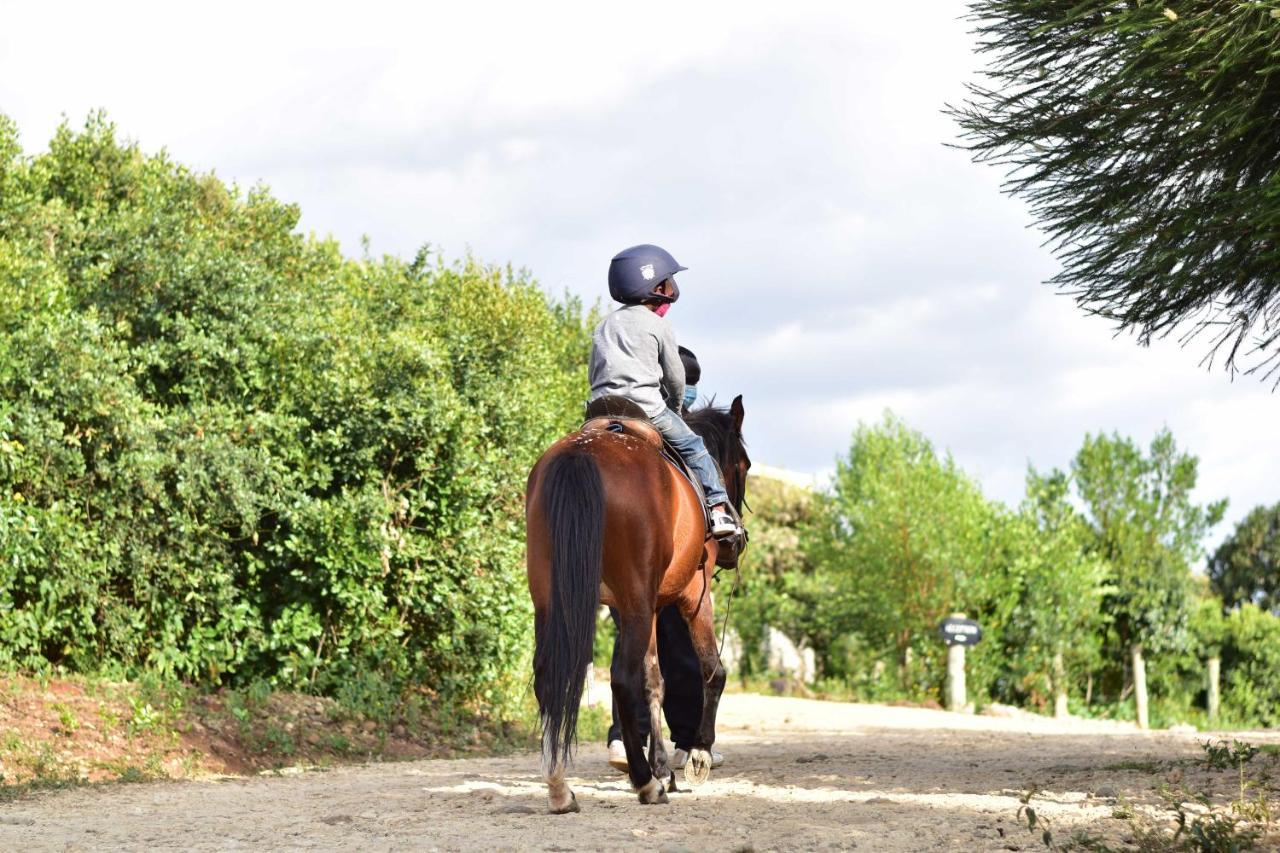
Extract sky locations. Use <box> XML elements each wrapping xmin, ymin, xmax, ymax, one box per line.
<box><xmin>1</xmin><ymin>1</ymin><xmax>1274</xmax><ymax>546</ymax></box>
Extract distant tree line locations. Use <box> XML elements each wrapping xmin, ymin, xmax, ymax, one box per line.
<box><xmin>736</xmin><ymin>416</ymin><xmax>1280</xmax><ymax>729</ymax></box>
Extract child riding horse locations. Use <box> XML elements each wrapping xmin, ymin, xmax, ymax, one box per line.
<box><xmin>525</xmin><ymin>246</ymin><xmax>749</xmax><ymax>812</ymax></box>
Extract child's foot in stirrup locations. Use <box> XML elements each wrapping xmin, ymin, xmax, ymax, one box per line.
<box><xmin>709</xmin><ymin>505</ymin><xmax>738</xmax><ymax>538</ymax></box>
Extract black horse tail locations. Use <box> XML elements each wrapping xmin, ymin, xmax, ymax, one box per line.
<box><xmin>533</xmin><ymin>448</ymin><xmax>604</xmax><ymax>772</ymax></box>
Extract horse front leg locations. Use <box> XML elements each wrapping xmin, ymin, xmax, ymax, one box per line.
<box><xmin>612</xmin><ymin>612</ymin><xmax>668</xmax><ymax>805</ymax></box>
<box><xmin>677</xmin><ymin>558</ymin><xmax>727</xmax><ymax>786</ymax></box>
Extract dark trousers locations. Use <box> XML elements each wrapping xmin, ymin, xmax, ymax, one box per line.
<box><xmin>606</xmin><ymin>605</ymin><xmax>704</xmax><ymax>751</ymax></box>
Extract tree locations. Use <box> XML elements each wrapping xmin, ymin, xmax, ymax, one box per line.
<box><xmin>1187</xmin><ymin>586</ymin><xmax>1229</xmax><ymax>723</ymax></box>
<box><xmin>820</xmin><ymin>415</ymin><xmax>1016</xmax><ymax>700</ymax></box>
<box><xmin>952</xmin><ymin>2</ymin><xmax>1280</xmax><ymax>381</ymax></box>
<box><xmin>1071</xmin><ymin>430</ymin><xmax>1226</xmax><ymax>727</ymax></box>
<box><xmin>1208</xmin><ymin>502</ymin><xmax>1280</xmax><ymax>614</ymax></box>
<box><xmin>1006</xmin><ymin>468</ymin><xmax>1110</xmax><ymax>717</ymax></box>
<box><xmin>1220</xmin><ymin>604</ymin><xmax>1280</xmax><ymax>728</ymax></box>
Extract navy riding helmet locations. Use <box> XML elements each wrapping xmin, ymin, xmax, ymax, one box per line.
<box><xmin>608</xmin><ymin>244</ymin><xmax>687</xmax><ymax>305</ymax></box>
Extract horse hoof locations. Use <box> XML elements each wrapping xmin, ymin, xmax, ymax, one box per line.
<box><xmin>637</xmin><ymin>777</ymin><xmax>669</xmax><ymax>805</ymax></box>
<box><xmin>549</xmin><ymin>791</ymin><xmax>581</xmax><ymax>814</ymax></box>
<box><xmin>683</xmin><ymin>749</ymin><xmax>712</xmax><ymax>786</ymax></box>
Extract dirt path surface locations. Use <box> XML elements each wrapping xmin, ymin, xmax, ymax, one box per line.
<box><xmin>3</xmin><ymin>693</ymin><xmax>1274</xmax><ymax>851</ymax></box>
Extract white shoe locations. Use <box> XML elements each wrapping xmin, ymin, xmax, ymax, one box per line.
<box><xmin>607</xmin><ymin>739</ymin><xmax>628</xmax><ymax>773</ymax></box>
<box><xmin>670</xmin><ymin>748</ymin><xmax>723</xmax><ymax>769</ymax></box>
<box><xmin>709</xmin><ymin>509</ymin><xmax>739</xmax><ymax>538</ymax></box>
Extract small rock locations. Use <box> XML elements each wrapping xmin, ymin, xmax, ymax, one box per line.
<box><xmin>657</xmin><ymin>844</ymin><xmax>693</xmax><ymax>853</ymax></box>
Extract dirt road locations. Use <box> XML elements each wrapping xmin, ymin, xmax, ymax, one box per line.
<box><xmin>3</xmin><ymin>693</ymin><xmax>1273</xmax><ymax>851</ymax></box>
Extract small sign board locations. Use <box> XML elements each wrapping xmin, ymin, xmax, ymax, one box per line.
<box><xmin>938</xmin><ymin>616</ymin><xmax>982</xmax><ymax>646</ymax></box>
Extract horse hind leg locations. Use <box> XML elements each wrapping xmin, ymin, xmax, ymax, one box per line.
<box><xmin>543</xmin><ymin>735</ymin><xmax>580</xmax><ymax>814</ymax></box>
<box><xmin>533</xmin><ymin>610</ymin><xmax>582</xmax><ymax>814</ymax></box>
<box><xmin>644</xmin><ymin>624</ymin><xmax>677</xmax><ymax>793</ymax></box>
<box><xmin>613</xmin><ymin>613</ymin><xmax>668</xmax><ymax>805</ymax></box>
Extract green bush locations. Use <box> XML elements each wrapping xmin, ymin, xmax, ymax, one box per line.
<box><xmin>0</xmin><ymin>114</ymin><xmax>590</xmax><ymax>713</ymax></box>
<box><xmin>1220</xmin><ymin>605</ymin><xmax>1280</xmax><ymax>728</ymax></box>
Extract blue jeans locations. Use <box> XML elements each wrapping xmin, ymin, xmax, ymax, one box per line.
<box><xmin>650</xmin><ymin>407</ymin><xmax>729</xmax><ymax>507</ymax></box>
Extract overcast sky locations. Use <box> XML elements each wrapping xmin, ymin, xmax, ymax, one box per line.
<box><xmin>2</xmin><ymin>1</ymin><xmax>1274</xmax><ymax>547</ymax></box>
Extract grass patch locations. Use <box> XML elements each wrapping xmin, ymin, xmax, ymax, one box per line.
<box><xmin>1101</xmin><ymin>759</ymin><xmax>1164</xmax><ymax>773</ymax></box>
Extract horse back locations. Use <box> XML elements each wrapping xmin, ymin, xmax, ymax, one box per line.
<box><xmin>527</xmin><ymin>425</ymin><xmax>708</xmax><ymax>611</ymax></box>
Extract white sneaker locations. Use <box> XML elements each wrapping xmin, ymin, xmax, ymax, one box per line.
<box><xmin>670</xmin><ymin>748</ymin><xmax>724</xmax><ymax>769</ymax></box>
<box><xmin>607</xmin><ymin>739</ymin><xmax>628</xmax><ymax>773</ymax></box>
<box><xmin>709</xmin><ymin>509</ymin><xmax>739</xmax><ymax>538</ymax></box>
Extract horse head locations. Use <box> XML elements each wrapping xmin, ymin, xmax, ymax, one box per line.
<box><xmin>686</xmin><ymin>395</ymin><xmax>750</xmax><ymax>568</ymax></box>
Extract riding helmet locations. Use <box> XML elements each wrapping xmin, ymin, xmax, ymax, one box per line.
<box><xmin>608</xmin><ymin>244</ymin><xmax>687</xmax><ymax>305</ymax></box>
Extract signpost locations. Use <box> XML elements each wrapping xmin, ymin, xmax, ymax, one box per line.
<box><xmin>938</xmin><ymin>614</ymin><xmax>982</xmax><ymax>712</ymax></box>
<box><xmin>937</xmin><ymin>616</ymin><xmax>982</xmax><ymax>647</ymax></box>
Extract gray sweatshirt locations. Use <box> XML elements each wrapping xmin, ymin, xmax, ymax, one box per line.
<box><xmin>588</xmin><ymin>304</ymin><xmax>685</xmax><ymax>418</ymax></box>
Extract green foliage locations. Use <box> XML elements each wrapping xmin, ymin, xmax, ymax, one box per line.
<box><xmin>1219</xmin><ymin>604</ymin><xmax>1280</xmax><ymax>728</ymax></box>
<box><xmin>1072</xmin><ymin>430</ymin><xmax>1225</xmax><ymax>657</ymax></box>
<box><xmin>1188</xmin><ymin>585</ymin><xmax>1229</xmax><ymax>659</ymax></box>
<box><xmin>740</xmin><ymin>413</ymin><xmax>1279</xmax><ymax>729</ymax></box>
<box><xmin>730</xmin><ymin>474</ymin><xmax>827</xmax><ymax>677</ymax></box>
<box><xmin>0</xmin><ymin>114</ymin><xmax>591</xmax><ymax>712</ymax></box>
<box><xmin>953</xmin><ymin>1</ymin><xmax>1280</xmax><ymax>381</ymax></box>
<box><xmin>1000</xmin><ymin>468</ymin><xmax>1110</xmax><ymax>710</ymax></box>
<box><xmin>798</xmin><ymin>415</ymin><xmax>1021</xmax><ymax>702</ymax></box>
<box><xmin>1201</xmin><ymin>739</ymin><xmax>1259</xmax><ymax>772</ymax></box>
<box><xmin>1209</xmin><ymin>503</ymin><xmax>1280</xmax><ymax>615</ymax></box>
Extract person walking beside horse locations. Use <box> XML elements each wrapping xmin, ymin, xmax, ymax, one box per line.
<box><xmin>605</xmin><ymin>345</ymin><xmax>725</xmax><ymax>775</ymax></box>
<box><xmin>525</xmin><ymin>245</ymin><xmax>749</xmax><ymax>813</ymax></box>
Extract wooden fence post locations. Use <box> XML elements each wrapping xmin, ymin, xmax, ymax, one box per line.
<box><xmin>1131</xmin><ymin>643</ymin><xmax>1149</xmax><ymax>730</ymax></box>
<box><xmin>947</xmin><ymin>642</ymin><xmax>967</xmax><ymax>712</ymax></box>
<box><xmin>1207</xmin><ymin>656</ymin><xmax>1220</xmax><ymax>725</ymax></box>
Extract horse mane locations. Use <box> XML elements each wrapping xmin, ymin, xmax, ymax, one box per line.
<box><xmin>686</xmin><ymin>401</ymin><xmax>749</xmax><ymax>516</ymax></box>
<box><xmin>684</xmin><ymin>404</ymin><xmax>738</xmax><ymax>462</ymax></box>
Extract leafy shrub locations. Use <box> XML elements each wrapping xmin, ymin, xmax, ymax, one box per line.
<box><xmin>0</xmin><ymin>114</ymin><xmax>590</xmax><ymax>713</ymax></box>
<box><xmin>1220</xmin><ymin>605</ymin><xmax>1280</xmax><ymax>728</ymax></box>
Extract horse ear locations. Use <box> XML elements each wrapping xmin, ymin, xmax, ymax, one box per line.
<box><xmin>730</xmin><ymin>395</ymin><xmax>744</xmax><ymax>433</ymax></box>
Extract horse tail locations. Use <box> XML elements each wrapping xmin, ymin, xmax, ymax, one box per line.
<box><xmin>533</xmin><ymin>447</ymin><xmax>604</xmax><ymax>774</ymax></box>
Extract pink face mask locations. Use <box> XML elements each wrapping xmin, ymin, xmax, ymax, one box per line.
<box><xmin>654</xmin><ymin>303</ymin><xmax>672</xmax><ymax>318</ymax></box>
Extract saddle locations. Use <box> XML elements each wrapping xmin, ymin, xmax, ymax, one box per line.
<box><xmin>582</xmin><ymin>396</ymin><xmax>711</xmax><ymax>532</ymax></box>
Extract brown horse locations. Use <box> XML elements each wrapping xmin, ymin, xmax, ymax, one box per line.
<box><xmin>525</xmin><ymin>396</ymin><xmax>749</xmax><ymax>813</ymax></box>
